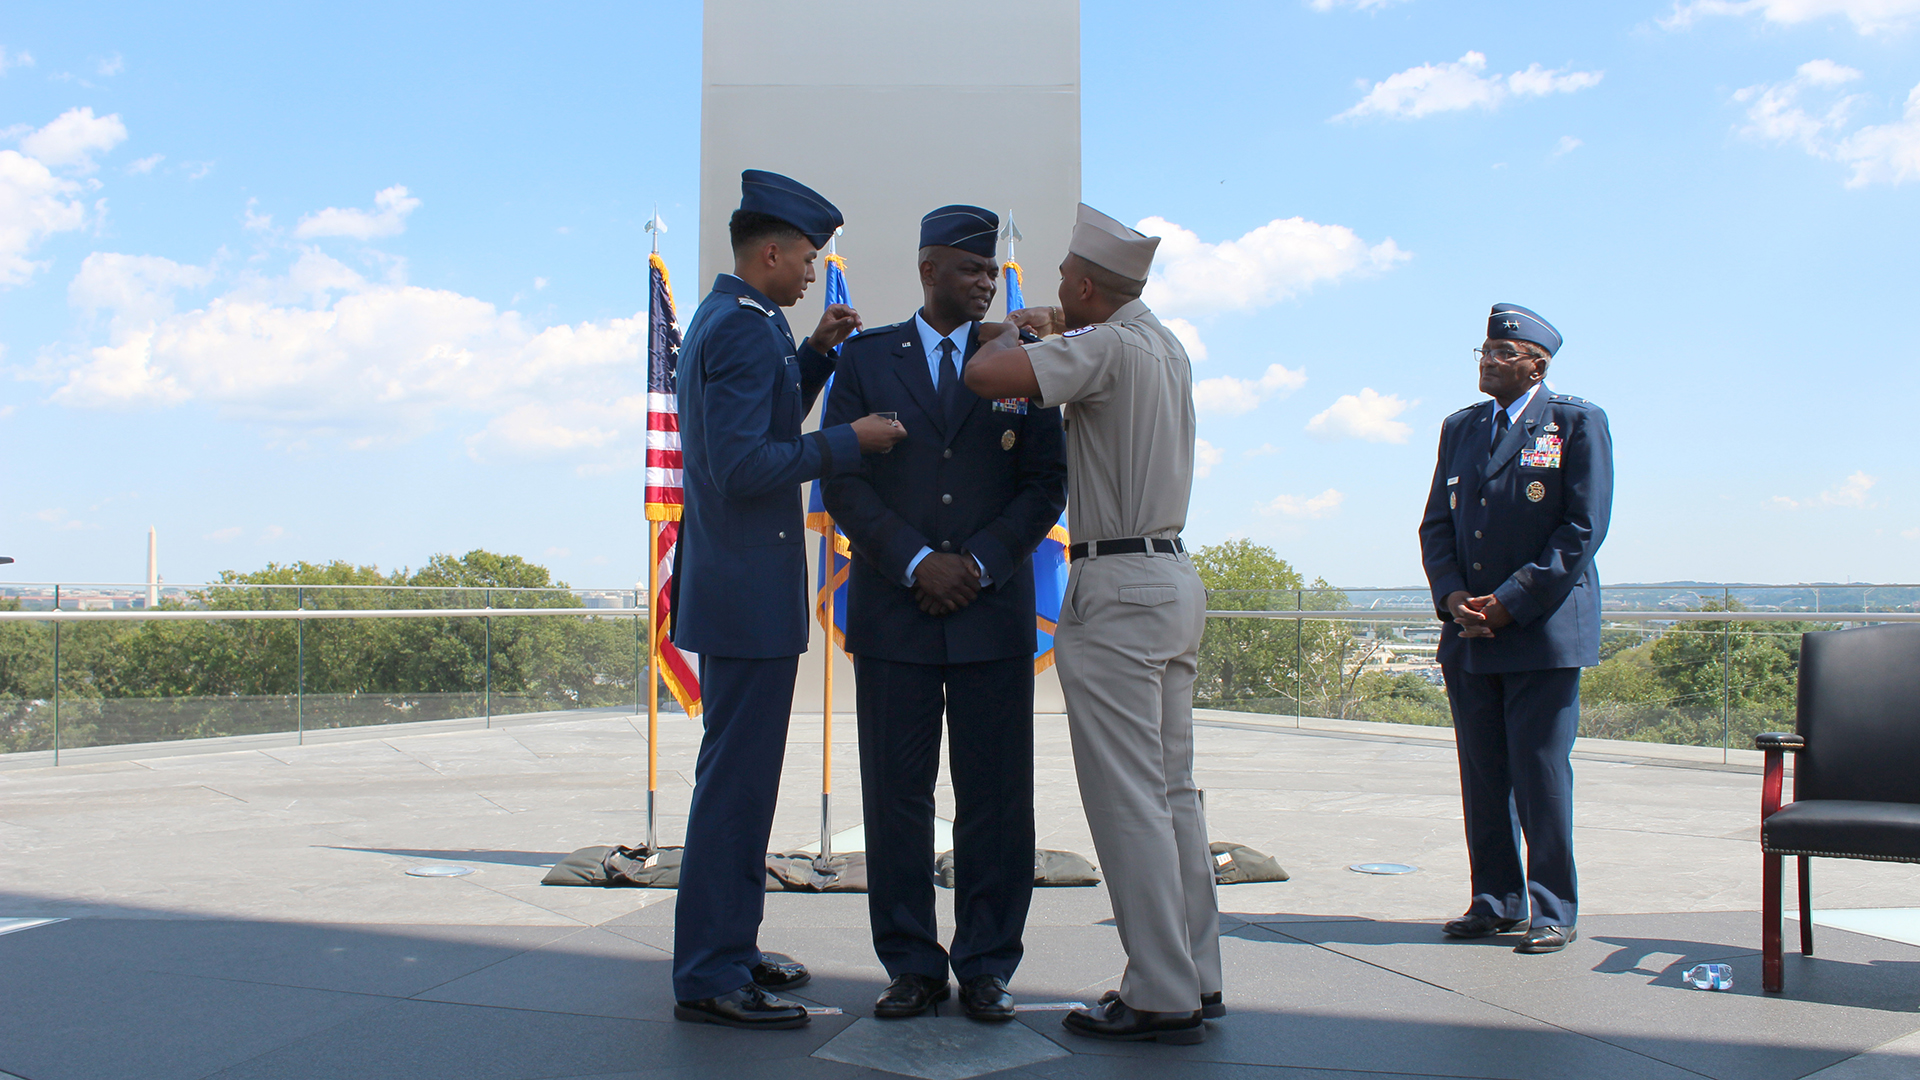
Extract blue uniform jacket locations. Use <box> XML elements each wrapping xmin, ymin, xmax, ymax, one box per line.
<box><xmin>671</xmin><ymin>274</ymin><xmax>862</xmax><ymax>658</ymax></box>
<box><xmin>1418</xmin><ymin>391</ymin><xmax>1613</xmax><ymax>673</ymax></box>
<box><xmin>821</xmin><ymin>318</ymin><xmax>1067</xmax><ymax>665</ymax></box>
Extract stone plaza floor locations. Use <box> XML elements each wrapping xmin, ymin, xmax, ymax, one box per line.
<box><xmin>2</xmin><ymin>706</ymin><xmax>1918</xmax><ymax>1080</ymax></box>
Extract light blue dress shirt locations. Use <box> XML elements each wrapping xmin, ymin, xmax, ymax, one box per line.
<box><xmin>903</xmin><ymin>313</ymin><xmax>990</xmax><ymax>588</ymax></box>
<box><xmin>1493</xmin><ymin>383</ymin><xmax>1542</xmax><ymax>448</ymax></box>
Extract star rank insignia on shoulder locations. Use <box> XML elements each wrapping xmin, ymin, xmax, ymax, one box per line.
<box><xmin>736</xmin><ymin>295</ymin><xmax>773</xmax><ymax>316</ymax></box>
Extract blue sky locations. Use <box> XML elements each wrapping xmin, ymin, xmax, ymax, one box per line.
<box><xmin>2</xmin><ymin>0</ymin><xmax>1916</xmax><ymax>590</ymax></box>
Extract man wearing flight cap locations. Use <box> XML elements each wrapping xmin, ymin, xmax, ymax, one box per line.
<box><xmin>1418</xmin><ymin>303</ymin><xmax>1613</xmax><ymax>956</ymax></box>
<box><xmin>965</xmin><ymin>204</ymin><xmax>1217</xmax><ymax>1045</ymax></box>
<box><xmin>670</xmin><ymin>169</ymin><xmax>906</xmax><ymax>1029</ymax></box>
<box><xmin>822</xmin><ymin>205</ymin><xmax>1067</xmax><ymax>1022</ymax></box>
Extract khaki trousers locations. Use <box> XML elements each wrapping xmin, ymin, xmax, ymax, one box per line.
<box><xmin>1055</xmin><ymin>550</ymin><xmax>1221</xmax><ymax>1013</ymax></box>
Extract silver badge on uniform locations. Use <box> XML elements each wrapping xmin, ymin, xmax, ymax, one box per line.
<box><xmin>1526</xmin><ymin>481</ymin><xmax>1546</xmax><ymax>502</ymax></box>
<box><xmin>1543</xmin><ymin>422</ymin><xmax>1559</xmax><ymax>433</ymax></box>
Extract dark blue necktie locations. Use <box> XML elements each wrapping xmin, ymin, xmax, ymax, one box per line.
<box><xmin>937</xmin><ymin>338</ymin><xmax>959</xmax><ymax>414</ymax></box>
<box><xmin>1490</xmin><ymin>408</ymin><xmax>1511</xmax><ymax>456</ymax></box>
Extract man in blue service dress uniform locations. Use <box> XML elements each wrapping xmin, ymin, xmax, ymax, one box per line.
<box><xmin>822</xmin><ymin>205</ymin><xmax>1067</xmax><ymax>1023</ymax></box>
<box><xmin>1418</xmin><ymin>303</ymin><xmax>1613</xmax><ymax>956</ymax></box>
<box><xmin>670</xmin><ymin>170</ymin><xmax>906</xmax><ymax>1029</ymax></box>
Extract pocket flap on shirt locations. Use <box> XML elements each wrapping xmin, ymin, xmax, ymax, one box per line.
<box><xmin>1118</xmin><ymin>584</ymin><xmax>1178</xmax><ymax>607</ymax></box>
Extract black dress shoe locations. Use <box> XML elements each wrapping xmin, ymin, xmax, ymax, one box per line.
<box><xmin>1443</xmin><ymin>913</ymin><xmax>1527</xmax><ymax>939</ymax></box>
<box><xmin>959</xmin><ymin>974</ymin><xmax>1015</xmax><ymax>1022</ymax></box>
<box><xmin>674</xmin><ymin>984</ymin><xmax>810</xmax><ymax>1029</ymax></box>
<box><xmin>1063</xmin><ymin>995</ymin><xmax>1204</xmax><ymax>1044</ymax></box>
<box><xmin>875</xmin><ymin>973</ymin><xmax>949</xmax><ymax>1019</ymax></box>
<box><xmin>1106</xmin><ymin>988</ymin><xmax>1225</xmax><ymax>1021</ymax></box>
<box><xmin>1515</xmin><ymin>925</ymin><xmax>1576</xmax><ymax>953</ymax></box>
<box><xmin>751</xmin><ymin>958</ymin><xmax>810</xmax><ymax>991</ymax></box>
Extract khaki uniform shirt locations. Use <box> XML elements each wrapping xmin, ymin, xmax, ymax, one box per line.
<box><xmin>1024</xmin><ymin>299</ymin><xmax>1194</xmax><ymax>542</ymax></box>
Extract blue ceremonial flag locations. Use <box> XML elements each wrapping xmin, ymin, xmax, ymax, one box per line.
<box><xmin>1001</xmin><ymin>251</ymin><xmax>1069</xmax><ymax>673</ymax></box>
<box><xmin>807</xmin><ymin>252</ymin><xmax>854</xmax><ymax>653</ymax></box>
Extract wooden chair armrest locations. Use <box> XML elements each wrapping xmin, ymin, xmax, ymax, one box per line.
<box><xmin>1758</xmin><ymin>733</ymin><xmax>1802</xmax><ymax>821</ymax></box>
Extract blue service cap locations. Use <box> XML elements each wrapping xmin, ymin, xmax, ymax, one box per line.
<box><xmin>1487</xmin><ymin>303</ymin><xmax>1562</xmax><ymax>357</ymax></box>
<box><xmin>919</xmin><ymin>205</ymin><xmax>999</xmax><ymax>259</ymax></box>
<box><xmin>739</xmin><ymin>169</ymin><xmax>843</xmax><ymax>248</ymax></box>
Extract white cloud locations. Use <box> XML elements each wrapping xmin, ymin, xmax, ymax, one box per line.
<box><xmin>70</xmin><ymin>252</ymin><xmax>215</xmax><ymax>333</ymax></box>
<box><xmin>1662</xmin><ymin>0</ymin><xmax>1920</xmax><ymax>34</ymax></box>
<box><xmin>126</xmin><ymin>153</ymin><xmax>163</xmax><ymax>175</ymax></box>
<box><xmin>1194</xmin><ymin>437</ymin><xmax>1223</xmax><ymax>479</ymax></box>
<box><xmin>545</xmin><ymin>546</ymin><xmax>572</xmax><ymax>558</ymax></box>
<box><xmin>243</xmin><ymin>198</ymin><xmax>272</xmax><ymax>231</ymax></box>
<box><xmin>294</xmin><ymin>185</ymin><xmax>421</xmax><ymax>240</ymax></box>
<box><xmin>1837</xmin><ymin>83</ymin><xmax>1920</xmax><ymax>186</ymax></box>
<box><xmin>44</xmin><ymin>249</ymin><xmax>650</xmax><ymax>461</ymax></box>
<box><xmin>1306</xmin><ymin>388</ymin><xmax>1415</xmax><ymax>443</ymax></box>
<box><xmin>1244</xmin><ymin>443</ymin><xmax>1279</xmax><ymax>458</ymax></box>
<box><xmin>1773</xmin><ymin>471</ymin><xmax>1878</xmax><ymax>509</ymax></box>
<box><xmin>1194</xmin><ymin>363</ymin><xmax>1308</xmax><ymax>416</ymax></box>
<box><xmin>1263</xmin><ymin>489</ymin><xmax>1345</xmax><ymax>519</ymax></box>
<box><xmin>0</xmin><ymin>149</ymin><xmax>88</xmax><ymax>286</ymax></box>
<box><xmin>203</xmin><ymin>526</ymin><xmax>242</xmax><ymax>542</ymax></box>
<box><xmin>0</xmin><ymin>47</ymin><xmax>34</xmax><ymax>75</ymax></box>
<box><xmin>1736</xmin><ymin>62</ymin><xmax>1920</xmax><ymax>186</ymax></box>
<box><xmin>33</xmin><ymin>508</ymin><xmax>88</xmax><ymax>531</ymax></box>
<box><xmin>1161</xmin><ymin>316</ymin><xmax>1207</xmax><ymax>361</ymax></box>
<box><xmin>1903</xmin><ymin>526</ymin><xmax>1920</xmax><ymax>539</ymax></box>
<box><xmin>1141</xmin><ymin>216</ymin><xmax>1409</xmax><ymax>316</ymax></box>
<box><xmin>1553</xmin><ymin>135</ymin><xmax>1584</xmax><ymax>156</ymax></box>
<box><xmin>19</xmin><ymin>107</ymin><xmax>128</xmax><ymax>173</ymax></box>
<box><xmin>533</xmin><ymin>276</ymin><xmax>549</xmax><ymax>291</ymax></box>
<box><xmin>1336</xmin><ymin>52</ymin><xmax>1603</xmax><ymax>121</ymax></box>
<box><xmin>96</xmin><ymin>53</ymin><xmax>124</xmax><ymax>77</ymax></box>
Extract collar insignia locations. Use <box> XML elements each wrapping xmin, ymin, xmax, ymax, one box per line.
<box><xmin>736</xmin><ymin>296</ymin><xmax>772</xmax><ymax>316</ymax></box>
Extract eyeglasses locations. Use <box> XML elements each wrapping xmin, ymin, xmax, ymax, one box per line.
<box><xmin>1473</xmin><ymin>347</ymin><xmax>1536</xmax><ymax>365</ymax></box>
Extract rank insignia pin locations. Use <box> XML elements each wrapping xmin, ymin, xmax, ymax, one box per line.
<box><xmin>1002</xmin><ymin>429</ymin><xmax>1017</xmax><ymax>451</ymax></box>
<box><xmin>1526</xmin><ymin>481</ymin><xmax>1546</xmax><ymax>503</ymax></box>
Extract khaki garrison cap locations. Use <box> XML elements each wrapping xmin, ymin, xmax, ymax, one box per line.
<box><xmin>1068</xmin><ymin>203</ymin><xmax>1160</xmax><ymax>283</ymax></box>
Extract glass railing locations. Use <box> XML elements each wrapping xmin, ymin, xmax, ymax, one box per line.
<box><xmin>1197</xmin><ymin>584</ymin><xmax>1920</xmax><ymax>761</ymax></box>
<box><xmin>6</xmin><ymin>581</ymin><xmax>1917</xmax><ymax>763</ymax></box>
<box><xmin>0</xmin><ymin>583</ymin><xmax>665</xmax><ymax>759</ymax></box>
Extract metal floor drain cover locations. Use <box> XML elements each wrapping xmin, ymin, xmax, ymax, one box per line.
<box><xmin>1350</xmin><ymin>862</ymin><xmax>1417</xmax><ymax>875</ymax></box>
<box><xmin>406</xmin><ymin>865</ymin><xmax>474</xmax><ymax>877</ymax></box>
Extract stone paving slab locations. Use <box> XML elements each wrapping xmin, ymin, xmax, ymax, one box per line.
<box><xmin>5</xmin><ymin>711</ymin><xmax>1920</xmax><ymax>1079</ymax></box>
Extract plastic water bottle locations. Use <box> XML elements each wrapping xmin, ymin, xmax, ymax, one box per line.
<box><xmin>1681</xmin><ymin>963</ymin><xmax>1733</xmax><ymax>990</ymax></box>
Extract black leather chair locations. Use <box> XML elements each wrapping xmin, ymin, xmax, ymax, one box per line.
<box><xmin>1757</xmin><ymin>622</ymin><xmax>1920</xmax><ymax>992</ymax></box>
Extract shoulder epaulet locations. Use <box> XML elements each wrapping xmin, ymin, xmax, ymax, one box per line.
<box><xmin>1549</xmin><ymin>393</ymin><xmax>1592</xmax><ymax>407</ymax></box>
<box><xmin>735</xmin><ymin>295</ymin><xmax>773</xmax><ymax>317</ymax></box>
<box><xmin>846</xmin><ymin>321</ymin><xmax>903</xmax><ymax>341</ymax></box>
<box><xmin>1446</xmin><ymin>402</ymin><xmax>1484</xmax><ymax>419</ymax></box>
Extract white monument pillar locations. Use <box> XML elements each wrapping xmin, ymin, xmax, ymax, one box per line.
<box><xmin>701</xmin><ymin>0</ymin><xmax>1080</xmax><ymax>714</ymax></box>
<box><xmin>145</xmin><ymin>526</ymin><xmax>158</xmax><ymax>608</ymax></box>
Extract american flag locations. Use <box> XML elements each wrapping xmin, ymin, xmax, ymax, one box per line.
<box><xmin>645</xmin><ymin>251</ymin><xmax>700</xmax><ymax>715</ymax></box>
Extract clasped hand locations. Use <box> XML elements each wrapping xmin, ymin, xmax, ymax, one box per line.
<box><xmin>1445</xmin><ymin>590</ymin><xmax>1513</xmax><ymax>638</ymax></box>
<box><xmin>913</xmin><ymin>552</ymin><xmax>980</xmax><ymax>616</ymax></box>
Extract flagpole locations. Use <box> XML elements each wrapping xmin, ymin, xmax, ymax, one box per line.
<box><xmin>646</xmin><ymin>522</ymin><xmax>661</xmax><ymax>851</ymax></box>
<box><xmin>819</xmin><ymin>230</ymin><xmax>842</xmax><ymax>860</ymax></box>
<box><xmin>645</xmin><ymin>207</ymin><xmax>664</xmax><ymax>852</ymax></box>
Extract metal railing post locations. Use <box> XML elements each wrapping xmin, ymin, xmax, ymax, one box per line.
<box><xmin>296</xmin><ymin>586</ymin><xmax>305</xmax><ymax>745</ymax></box>
<box><xmin>633</xmin><ymin>589</ymin><xmax>642</xmax><ymax>716</ymax></box>
<box><xmin>1722</xmin><ymin>587</ymin><xmax>1732</xmax><ymax>764</ymax></box>
<box><xmin>1294</xmin><ymin>589</ymin><xmax>1303</xmax><ymax>728</ymax></box>
<box><xmin>484</xmin><ymin>588</ymin><xmax>493</xmax><ymax>729</ymax></box>
<box><xmin>51</xmin><ymin>584</ymin><xmax>60</xmax><ymax>765</ymax></box>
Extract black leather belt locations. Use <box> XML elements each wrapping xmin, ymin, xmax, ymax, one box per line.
<box><xmin>1068</xmin><ymin>537</ymin><xmax>1185</xmax><ymax>561</ymax></box>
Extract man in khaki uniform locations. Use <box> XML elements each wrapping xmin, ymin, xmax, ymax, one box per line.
<box><xmin>965</xmin><ymin>204</ymin><xmax>1218</xmax><ymax>1046</ymax></box>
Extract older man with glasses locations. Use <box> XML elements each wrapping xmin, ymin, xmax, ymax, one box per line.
<box><xmin>1417</xmin><ymin>303</ymin><xmax>1613</xmax><ymax>956</ymax></box>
